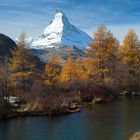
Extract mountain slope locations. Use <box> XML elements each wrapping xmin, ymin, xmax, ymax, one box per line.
<box><xmin>0</xmin><ymin>34</ymin><xmax>16</xmax><ymax>57</ymax></box>
<box><xmin>32</xmin><ymin>45</ymin><xmax>86</xmax><ymax>63</ymax></box>
<box><xmin>30</xmin><ymin>9</ymin><xmax>92</xmax><ymax>50</ymax></box>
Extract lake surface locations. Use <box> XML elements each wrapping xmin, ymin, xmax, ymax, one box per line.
<box><xmin>0</xmin><ymin>97</ymin><xmax>140</xmax><ymax>140</ymax></box>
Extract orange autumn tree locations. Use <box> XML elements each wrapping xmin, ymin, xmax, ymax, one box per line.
<box><xmin>60</xmin><ymin>56</ymin><xmax>91</xmax><ymax>83</ymax></box>
<box><xmin>105</xmin><ymin>30</ymin><xmax>119</xmax><ymax>87</ymax></box>
<box><xmin>82</xmin><ymin>58</ymin><xmax>97</xmax><ymax>81</ymax></box>
<box><xmin>60</xmin><ymin>57</ymin><xmax>76</xmax><ymax>82</ymax></box>
<box><xmin>10</xmin><ymin>33</ymin><xmax>36</xmax><ymax>92</ymax></box>
<box><xmin>75</xmin><ymin>57</ymin><xmax>98</xmax><ymax>81</ymax></box>
<box><xmin>87</xmin><ymin>25</ymin><xmax>118</xmax><ymax>85</ymax></box>
<box><xmin>44</xmin><ymin>53</ymin><xmax>61</xmax><ymax>87</ymax></box>
<box><xmin>119</xmin><ymin>30</ymin><xmax>140</xmax><ymax>93</ymax></box>
<box><xmin>74</xmin><ymin>57</ymin><xmax>88</xmax><ymax>80</ymax></box>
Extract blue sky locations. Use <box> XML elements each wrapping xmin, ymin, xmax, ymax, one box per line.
<box><xmin>1</xmin><ymin>0</ymin><xmax>140</xmax><ymax>42</ymax></box>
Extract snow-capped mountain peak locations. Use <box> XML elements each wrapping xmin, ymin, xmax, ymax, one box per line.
<box><xmin>30</xmin><ymin>9</ymin><xmax>92</xmax><ymax>50</ymax></box>
<box><xmin>44</xmin><ymin>9</ymin><xmax>69</xmax><ymax>36</ymax></box>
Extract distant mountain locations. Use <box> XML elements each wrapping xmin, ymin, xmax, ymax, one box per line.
<box><xmin>27</xmin><ymin>9</ymin><xmax>92</xmax><ymax>62</ymax></box>
<box><xmin>0</xmin><ymin>33</ymin><xmax>16</xmax><ymax>57</ymax></box>
<box><xmin>32</xmin><ymin>45</ymin><xmax>86</xmax><ymax>63</ymax></box>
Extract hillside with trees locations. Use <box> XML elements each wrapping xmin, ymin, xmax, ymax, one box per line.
<box><xmin>0</xmin><ymin>25</ymin><xmax>140</xmax><ymax>118</ymax></box>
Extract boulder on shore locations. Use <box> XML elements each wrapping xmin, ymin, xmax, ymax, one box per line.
<box><xmin>130</xmin><ymin>132</ymin><xmax>140</xmax><ymax>140</ymax></box>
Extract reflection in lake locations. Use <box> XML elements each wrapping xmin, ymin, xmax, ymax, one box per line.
<box><xmin>0</xmin><ymin>98</ymin><xmax>140</xmax><ymax>140</ymax></box>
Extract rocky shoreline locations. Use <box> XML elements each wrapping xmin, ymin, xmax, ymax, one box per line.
<box><xmin>4</xmin><ymin>95</ymin><xmax>140</xmax><ymax>120</ymax></box>
<box><xmin>1</xmin><ymin>105</ymin><xmax>81</xmax><ymax>119</ymax></box>
<box><xmin>1</xmin><ymin>109</ymin><xmax>80</xmax><ymax>119</ymax></box>
<box><xmin>4</xmin><ymin>90</ymin><xmax>140</xmax><ymax>120</ymax></box>
<box><xmin>0</xmin><ymin>95</ymin><xmax>114</xmax><ymax>119</ymax></box>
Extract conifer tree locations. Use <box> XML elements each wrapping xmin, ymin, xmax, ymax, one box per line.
<box><xmin>75</xmin><ymin>57</ymin><xmax>96</xmax><ymax>81</ymax></box>
<box><xmin>87</xmin><ymin>25</ymin><xmax>118</xmax><ymax>85</ymax></box>
<box><xmin>60</xmin><ymin>57</ymin><xmax>76</xmax><ymax>82</ymax></box>
<box><xmin>10</xmin><ymin>33</ymin><xmax>35</xmax><ymax>92</ymax></box>
<box><xmin>75</xmin><ymin>57</ymin><xmax>87</xmax><ymax>80</ymax></box>
<box><xmin>119</xmin><ymin>30</ymin><xmax>140</xmax><ymax>93</ymax></box>
<box><xmin>44</xmin><ymin>53</ymin><xmax>61</xmax><ymax>87</ymax></box>
<box><xmin>82</xmin><ymin>58</ymin><xmax>97</xmax><ymax>81</ymax></box>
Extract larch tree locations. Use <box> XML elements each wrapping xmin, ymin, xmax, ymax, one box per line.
<box><xmin>75</xmin><ymin>57</ymin><xmax>96</xmax><ymax>81</ymax></box>
<box><xmin>119</xmin><ymin>30</ymin><xmax>140</xmax><ymax>93</ymax></box>
<box><xmin>44</xmin><ymin>53</ymin><xmax>61</xmax><ymax>88</ymax></box>
<box><xmin>60</xmin><ymin>56</ymin><xmax>92</xmax><ymax>83</ymax></box>
<box><xmin>82</xmin><ymin>58</ymin><xmax>97</xmax><ymax>81</ymax></box>
<box><xmin>87</xmin><ymin>25</ymin><xmax>118</xmax><ymax>85</ymax></box>
<box><xmin>105</xmin><ymin>31</ymin><xmax>119</xmax><ymax>87</ymax></box>
<box><xmin>74</xmin><ymin>57</ymin><xmax>86</xmax><ymax>80</ymax></box>
<box><xmin>10</xmin><ymin>33</ymin><xmax>36</xmax><ymax>92</ymax></box>
<box><xmin>60</xmin><ymin>57</ymin><xmax>76</xmax><ymax>82</ymax></box>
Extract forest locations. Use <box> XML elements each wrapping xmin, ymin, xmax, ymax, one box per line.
<box><xmin>0</xmin><ymin>25</ymin><xmax>140</xmax><ymax>117</ymax></box>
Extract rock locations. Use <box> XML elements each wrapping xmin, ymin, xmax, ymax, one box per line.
<box><xmin>68</xmin><ymin>104</ymin><xmax>78</xmax><ymax>110</ymax></box>
<box><xmin>29</xmin><ymin>111</ymin><xmax>47</xmax><ymax>116</ymax></box>
<box><xmin>5</xmin><ymin>112</ymin><xmax>19</xmax><ymax>119</ymax></box>
<box><xmin>130</xmin><ymin>132</ymin><xmax>140</xmax><ymax>140</ymax></box>
<box><xmin>4</xmin><ymin>96</ymin><xmax>25</xmax><ymax>107</ymax></box>
<box><xmin>93</xmin><ymin>98</ymin><xmax>106</xmax><ymax>104</ymax></box>
<box><xmin>18</xmin><ymin>111</ymin><xmax>29</xmax><ymax>117</ymax></box>
<box><xmin>48</xmin><ymin>108</ymin><xmax>63</xmax><ymax>116</ymax></box>
<box><xmin>81</xmin><ymin>95</ymin><xmax>94</xmax><ymax>102</ymax></box>
<box><xmin>68</xmin><ymin>108</ymin><xmax>80</xmax><ymax>113</ymax></box>
<box><xmin>132</xmin><ymin>92</ymin><xmax>140</xmax><ymax>96</ymax></box>
<box><xmin>120</xmin><ymin>91</ymin><xmax>128</xmax><ymax>95</ymax></box>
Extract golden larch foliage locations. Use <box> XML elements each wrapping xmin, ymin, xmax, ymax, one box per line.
<box><xmin>44</xmin><ymin>53</ymin><xmax>61</xmax><ymax>86</ymax></box>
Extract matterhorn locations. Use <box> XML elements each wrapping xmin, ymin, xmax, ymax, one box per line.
<box><xmin>28</xmin><ymin>9</ymin><xmax>92</xmax><ymax>62</ymax></box>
